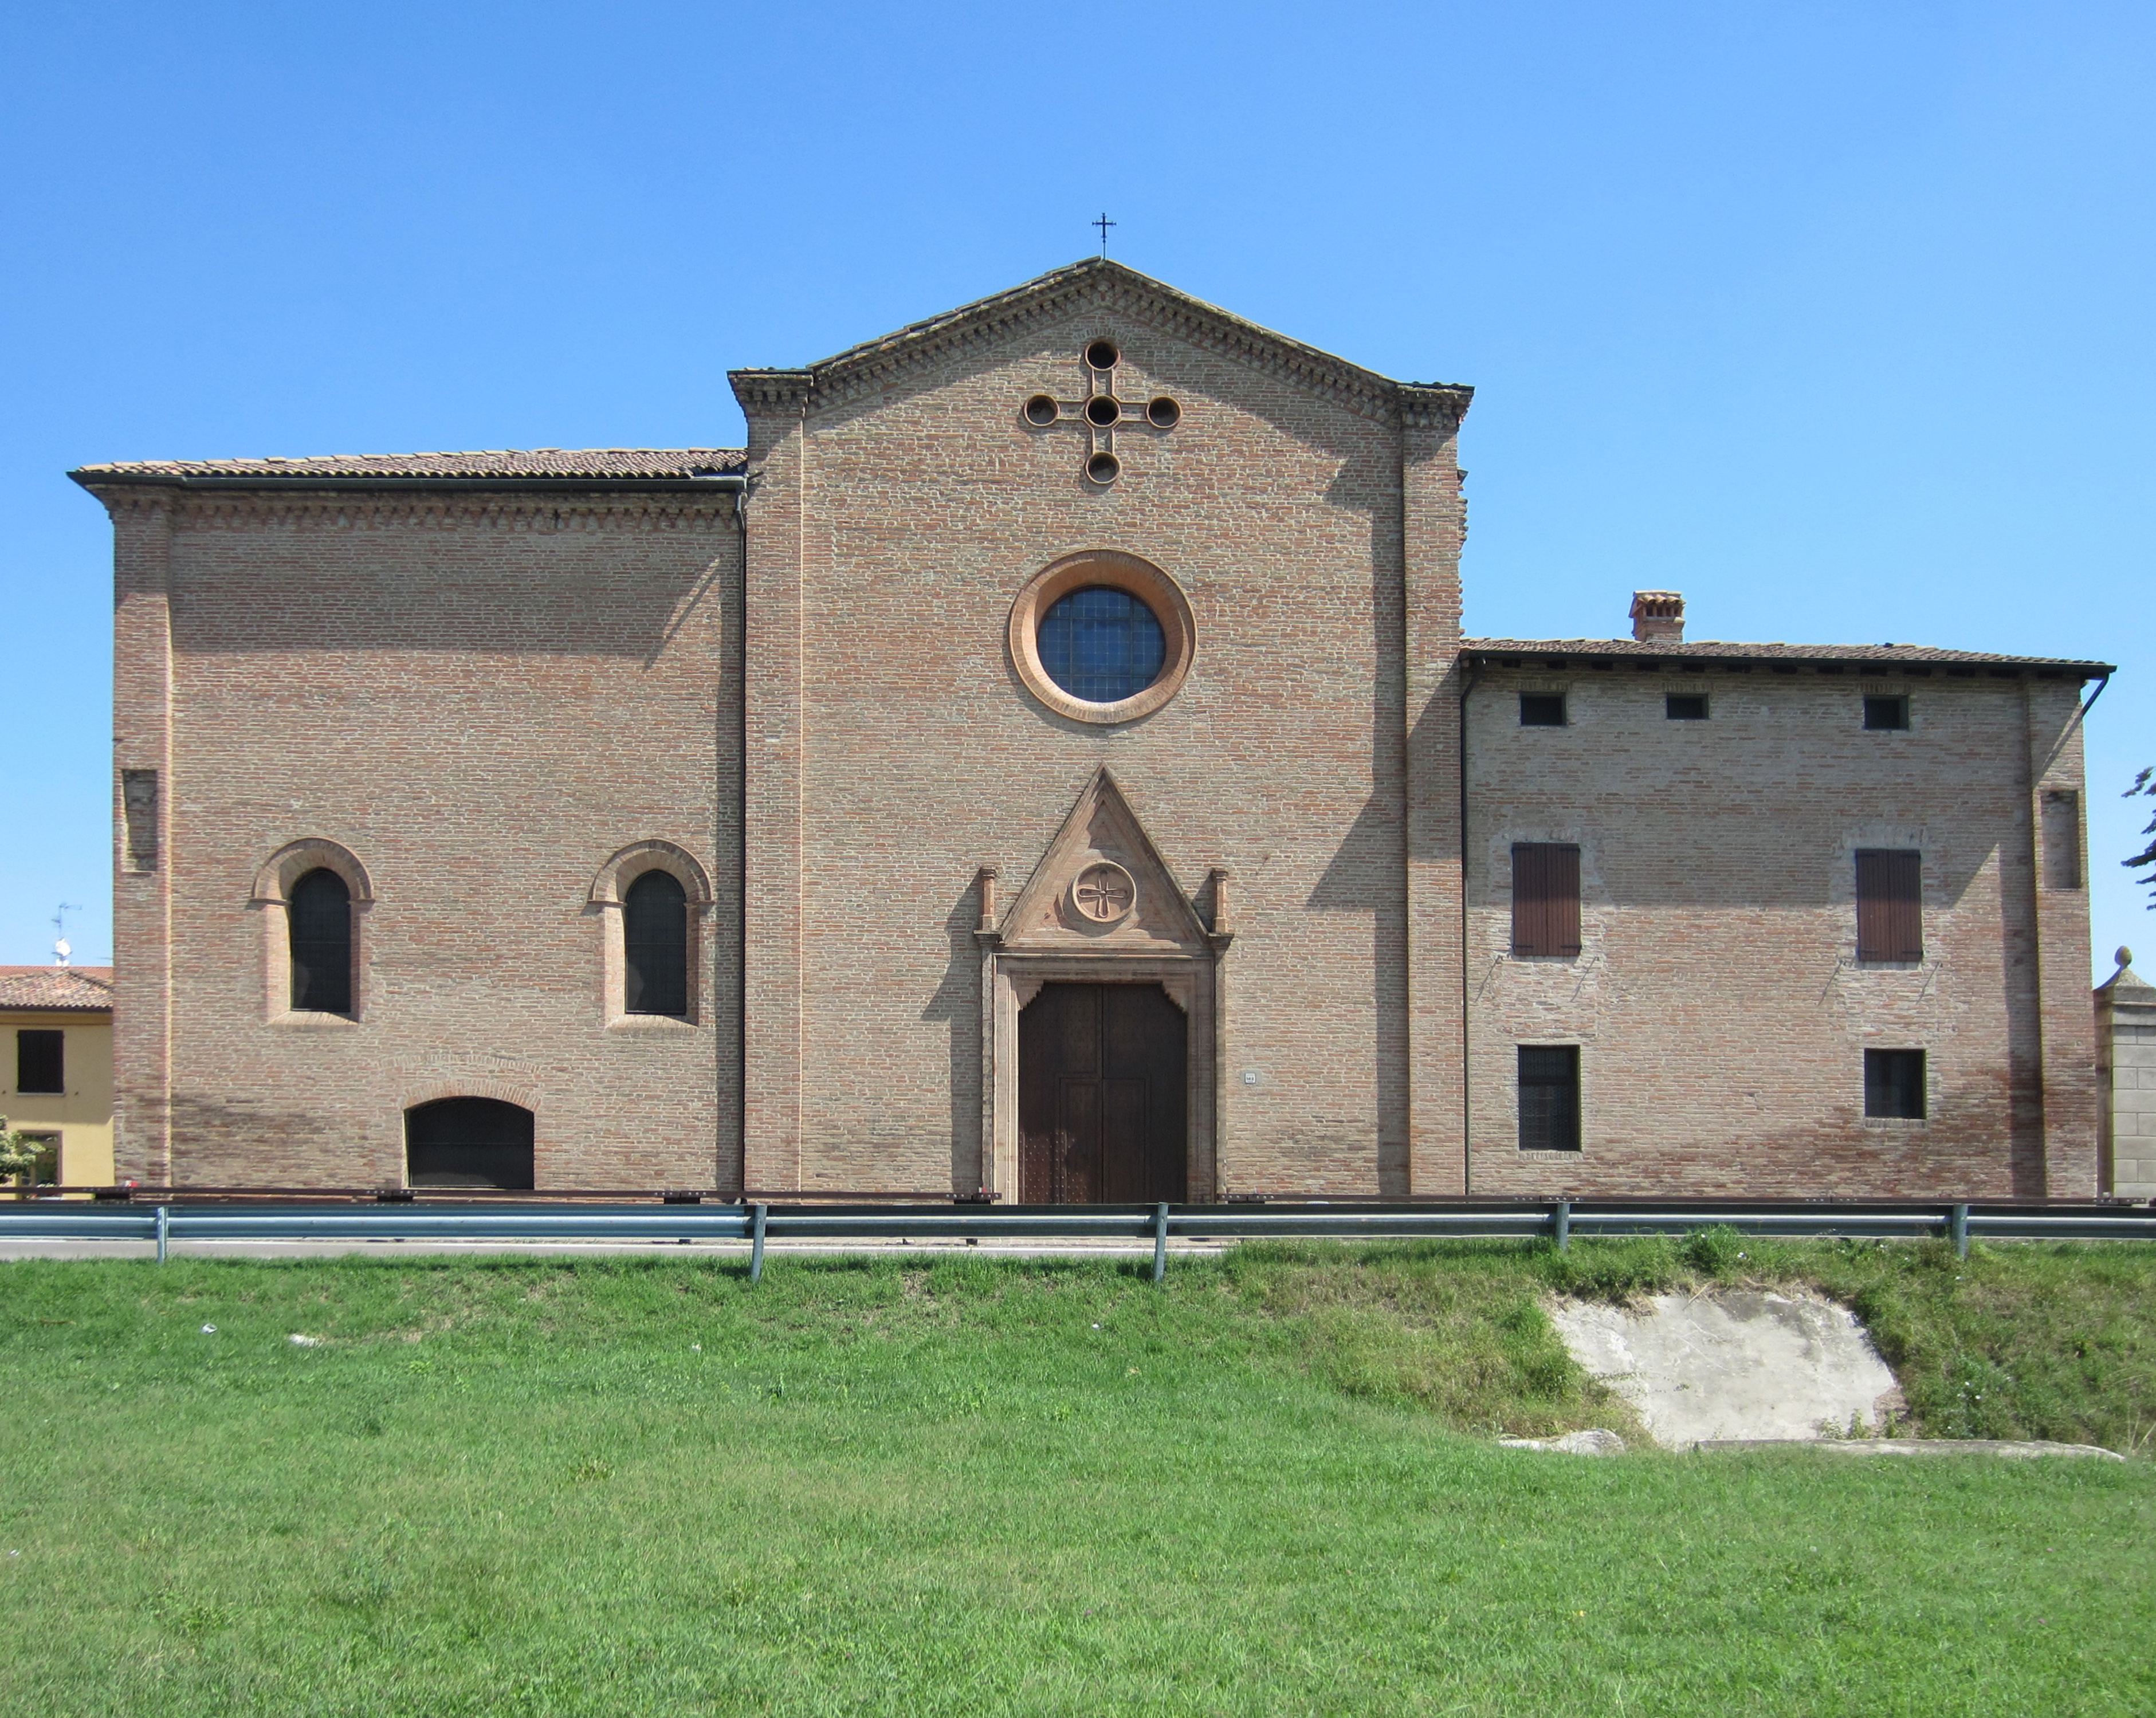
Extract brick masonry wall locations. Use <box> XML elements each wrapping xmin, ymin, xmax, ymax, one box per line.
<box><xmin>94</xmin><ymin>489</ymin><xmax>744</xmax><ymax>1189</ymax></box>
<box><xmin>1464</xmin><ymin>661</ymin><xmax>2097</xmax><ymax>1198</ymax></box>
<box><xmin>89</xmin><ymin>266</ymin><xmax>2098</xmax><ymax>1202</ymax></box>
<box><xmin>740</xmin><ymin>286</ymin><xmax>1463</xmax><ymax>1198</ymax></box>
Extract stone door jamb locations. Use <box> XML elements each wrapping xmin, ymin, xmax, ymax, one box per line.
<box><xmin>975</xmin><ymin>941</ymin><xmax>1226</xmax><ymax>1204</ymax></box>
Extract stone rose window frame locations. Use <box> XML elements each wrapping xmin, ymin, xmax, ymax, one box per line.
<box><xmin>1007</xmin><ymin>549</ymin><xmax>1196</xmax><ymax>725</ymax></box>
<box><xmin>250</xmin><ymin>838</ymin><xmax>374</xmax><ymax>1027</ymax></box>
<box><xmin>588</xmin><ymin>840</ymin><xmax>714</xmax><ymax>1029</ymax></box>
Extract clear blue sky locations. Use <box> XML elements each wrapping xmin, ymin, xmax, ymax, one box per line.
<box><xmin>3</xmin><ymin>2</ymin><xmax>2150</xmax><ymax>974</ymax></box>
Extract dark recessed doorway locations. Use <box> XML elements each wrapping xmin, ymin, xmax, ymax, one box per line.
<box><xmin>405</xmin><ymin>1096</ymin><xmax>536</xmax><ymax>1189</ymax></box>
<box><xmin>1019</xmin><ymin>982</ymin><xmax>1187</xmax><ymax>1204</ymax></box>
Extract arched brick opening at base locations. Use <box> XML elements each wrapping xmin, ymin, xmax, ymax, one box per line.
<box><xmin>405</xmin><ymin>1097</ymin><xmax>535</xmax><ymax>1190</ymax></box>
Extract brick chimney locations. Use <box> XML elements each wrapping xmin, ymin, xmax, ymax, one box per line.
<box><xmin>1630</xmin><ymin>590</ymin><xmax>1685</xmax><ymax>643</ymax></box>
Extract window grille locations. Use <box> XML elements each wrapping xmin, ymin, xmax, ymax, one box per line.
<box><xmin>1519</xmin><ymin>693</ymin><xmax>1566</xmax><ymax>726</ymax></box>
<box><xmin>623</xmin><ymin>870</ymin><xmax>690</xmax><ymax>1017</ymax></box>
<box><xmin>1863</xmin><ymin>695</ymin><xmax>1910</xmax><ymax>730</ymax></box>
<box><xmin>1036</xmin><ymin>586</ymin><xmax>1166</xmax><ymax>703</ymax></box>
<box><xmin>1864</xmin><ymin>1049</ymin><xmax>1926</xmax><ymax>1119</ymax></box>
<box><xmin>405</xmin><ymin>1097</ymin><xmax>536</xmax><ymax>1189</ymax></box>
<box><xmin>1666</xmin><ymin>693</ymin><xmax>1709</xmax><ymax>720</ymax></box>
<box><xmin>289</xmin><ymin>868</ymin><xmax>353</xmax><ymax>1013</ymax></box>
<box><xmin>1518</xmin><ymin>1045</ymin><xmax>1581</xmax><ymax>1151</ymax></box>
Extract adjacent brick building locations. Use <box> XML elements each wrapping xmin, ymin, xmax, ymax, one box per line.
<box><xmin>72</xmin><ymin>260</ymin><xmax>2114</xmax><ymax>1198</ymax></box>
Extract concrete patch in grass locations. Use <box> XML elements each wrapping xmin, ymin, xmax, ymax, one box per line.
<box><xmin>1550</xmin><ymin>1288</ymin><xmax>1902</xmax><ymax>1448</ymax></box>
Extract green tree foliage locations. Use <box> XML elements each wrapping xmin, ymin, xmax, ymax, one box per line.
<box><xmin>2130</xmin><ymin>767</ymin><xmax>2156</xmax><ymax>907</ymax></box>
<box><xmin>0</xmin><ymin>1117</ymin><xmax>44</xmax><ymax>1183</ymax></box>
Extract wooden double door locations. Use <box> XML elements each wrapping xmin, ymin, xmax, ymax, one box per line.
<box><xmin>1019</xmin><ymin>982</ymin><xmax>1188</xmax><ymax>1204</ymax></box>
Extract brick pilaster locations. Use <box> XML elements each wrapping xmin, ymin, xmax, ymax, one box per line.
<box><xmin>732</xmin><ymin>371</ymin><xmax>813</xmax><ymax>1193</ymax></box>
<box><xmin>1401</xmin><ymin>386</ymin><xmax>1472</xmax><ymax>1195</ymax></box>
<box><xmin>2027</xmin><ymin>677</ymin><xmax>2100</xmax><ymax>1196</ymax></box>
<box><xmin>105</xmin><ymin>493</ymin><xmax>173</xmax><ymax>1185</ymax></box>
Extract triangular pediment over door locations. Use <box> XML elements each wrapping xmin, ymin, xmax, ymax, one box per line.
<box><xmin>995</xmin><ymin>768</ymin><xmax>1214</xmax><ymax>959</ymax></box>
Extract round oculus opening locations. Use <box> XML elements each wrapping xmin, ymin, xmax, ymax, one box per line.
<box><xmin>1146</xmin><ymin>395</ymin><xmax>1181</xmax><ymax>429</ymax></box>
<box><xmin>1085</xmin><ymin>450</ymin><xmax>1121</xmax><ymax>485</ymax></box>
<box><xmin>1083</xmin><ymin>339</ymin><xmax>1120</xmax><ymax>371</ymax></box>
<box><xmin>1084</xmin><ymin>394</ymin><xmax>1122</xmax><ymax>427</ymax></box>
<box><xmin>1036</xmin><ymin>586</ymin><xmax>1166</xmax><ymax>703</ymax></box>
<box><xmin>1022</xmin><ymin>394</ymin><xmax>1059</xmax><ymax>427</ymax></box>
<box><xmin>1006</xmin><ymin>549</ymin><xmax>1195</xmax><ymax>725</ymax></box>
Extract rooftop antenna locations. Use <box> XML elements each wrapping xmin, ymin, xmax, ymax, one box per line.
<box><xmin>1093</xmin><ymin>212</ymin><xmax>1116</xmax><ymax>258</ymax></box>
<box><xmin>52</xmin><ymin>902</ymin><xmax>81</xmax><ymax>968</ymax></box>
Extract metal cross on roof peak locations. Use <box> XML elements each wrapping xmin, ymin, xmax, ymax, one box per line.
<box><xmin>1093</xmin><ymin>213</ymin><xmax>1116</xmax><ymax>257</ymax></box>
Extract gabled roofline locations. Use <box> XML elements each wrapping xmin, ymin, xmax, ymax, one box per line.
<box><xmin>731</xmin><ymin>257</ymin><xmax>1472</xmax><ymax>426</ymax></box>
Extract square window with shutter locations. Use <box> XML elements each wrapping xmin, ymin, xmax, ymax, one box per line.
<box><xmin>1518</xmin><ymin>1045</ymin><xmax>1581</xmax><ymax>1151</ymax></box>
<box><xmin>15</xmin><ymin>1030</ymin><xmax>64</xmax><ymax>1095</ymax></box>
<box><xmin>1511</xmin><ymin>844</ymin><xmax>1582</xmax><ymax>958</ymax></box>
<box><xmin>1519</xmin><ymin>693</ymin><xmax>1566</xmax><ymax>726</ymax></box>
<box><xmin>1855</xmin><ymin>849</ymin><xmax>1923</xmax><ymax>962</ymax></box>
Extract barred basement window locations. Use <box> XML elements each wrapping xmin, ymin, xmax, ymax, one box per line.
<box><xmin>1511</xmin><ymin>843</ymin><xmax>1582</xmax><ymax>958</ymax></box>
<box><xmin>1519</xmin><ymin>693</ymin><xmax>1566</xmax><ymax>727</ymax></box>
<box><xmin>1864</xmin><ymin>1049</ymin><xmax>1926</xmax><ymax>1120</ymax></box>
<box><xmin>1855</xmin><ymin>849</ymin><xmax>1923</xmax><ymax>962</ymax></box>
<box><xmin>15</xmin><ymin>1029</ymin><xmax>63</xmax><ymax>1095</ymax></box>
<box><xmin>1863</xmin><ymin>695</ymin><xmax>1909</xmax><ymax>730</ymax></box>
<box><xmin>1518</xmin><ymin>1045</ymin><xmax>1581</xmax><ymax>1151</ymax></box>
<box><xmin>623</xmin><ymin>869</ymin><xmax>689</xmax><ymax>1017</ymax></box>
<box><xmin>405</xmin><ymin>1097</ymin><xmax>536</xmax><ymax>1189</ymax></box>
<box><xmin>288</xmin><ymin>868</ymin><xmax>354</xmax><ymax>1014</ymax></box>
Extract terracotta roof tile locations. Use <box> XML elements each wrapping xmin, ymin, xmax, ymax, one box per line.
<box><xmin>1462</xmin><ymin>638</ymin><xmax>2113</xmax><ymax>675</ymax></box>
<box><xmin>71</xmin><ymin>450</ymin><xmax>746</xmax><ymax>484</ymax></box>
<box><xmin>0</xmin><ymin>966</ymin><xmax>114</xmax><ymax>1012</ymax></box>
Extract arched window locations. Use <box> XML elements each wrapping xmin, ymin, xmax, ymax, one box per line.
<box><xmin>289</xmin><ymin>868</ymin><xmax>353</xmax><ymax>1014</ymax></box>
<box><xmin>405</xmin><ymin>1097</ymin><xmax>535</xmax><ymax>1189</ymax></box>
<box><xmin>623</xmin><ymin>869</ymin><xmax>689</xmax><ymax>1017</ymax></box>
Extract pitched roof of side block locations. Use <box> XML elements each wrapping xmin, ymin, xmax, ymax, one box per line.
<box><xmin>0</xmin><ymin>966</ymin><xmax>115</xmax><ymax>1012</ymax></box>
<box><xmin>1463</xmin><ymin>638</ymin><xmax>2115</xmax><ymax>677</ymax></box>
<box><xmin>69</xmin><ymin>449</ymin><xmax>747</xmax><ymax>490</ymax></box>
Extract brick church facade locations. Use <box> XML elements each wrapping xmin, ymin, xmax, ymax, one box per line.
<box><xmin>74</xmin><ymin>260</ymin><xmax>2113</xmax><ymax>1200</ymax></box>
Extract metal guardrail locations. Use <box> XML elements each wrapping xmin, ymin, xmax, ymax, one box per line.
<box><xmin>0</xmin><ymin>1198</ymin><xmax>2151</xmax><ymax>1277</ymax></box>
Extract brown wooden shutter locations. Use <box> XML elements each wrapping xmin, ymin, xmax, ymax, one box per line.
<box><xmin>1511</xmin><ymin>844</ymin><xmax>1582</xmax><ymax>958</ymax></box>
<box><xmin>1855</xmin><ymin>849</ymin><xmax>1922</xmax><ymax>961</ymax></box>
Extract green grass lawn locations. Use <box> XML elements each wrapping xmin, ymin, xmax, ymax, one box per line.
<box><xmin>0</xmin><ymin>1239</ymin><xmax>2150</xmax><ymax>1716</ymax></box>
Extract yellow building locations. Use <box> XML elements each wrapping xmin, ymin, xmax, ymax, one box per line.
<box><xmin>2</xmin><ymin>966</ymin><xmax>113</xmax><ymax>1190</ymax></box>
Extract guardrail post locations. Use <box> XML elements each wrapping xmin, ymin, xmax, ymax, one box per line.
<box><xmin>155</xmin><ymin>1205</ymin><xmax>169</xmax><ymax>1264</ymax></box>
<box><xmin>1553</xmin><ymin>1200</ymin><xmax>1570</xmax><ymax>1252</ymax></box>
<box><xmin>1153</xmin><ymin>1202</ymin><xmax>1169</xmax><ymax>1283</ymax></box>
<box><xmin>749</xmin><ymin>1202</ymin><xmax>768</xmax><ymax>1283</ymax></box>
<box><xmin>1950</xmin><ymin>1202</ymin><xmax>1970</xmax><ymax>1260</ymax></box>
